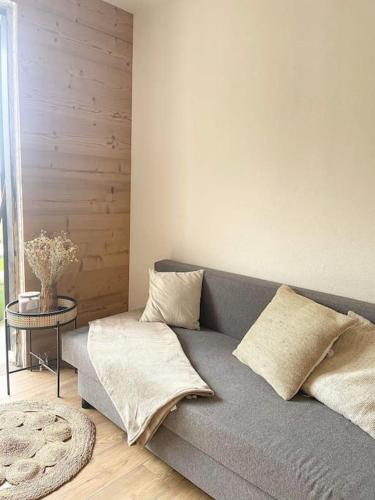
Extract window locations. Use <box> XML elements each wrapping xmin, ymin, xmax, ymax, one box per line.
<box><xmin>0</xmin><ymin>1</ymin><xmax>24</xmax><ymax>368</ymax></box>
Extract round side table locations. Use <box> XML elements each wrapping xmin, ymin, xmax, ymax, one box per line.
<box><xmin>5</xmin><ymin>296</ymin><xmax>78</xmax><ymax>398</ymax></box>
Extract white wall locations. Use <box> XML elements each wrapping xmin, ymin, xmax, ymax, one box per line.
<box><xmin>129</xmin><ymin>0</ymin><xmax>375</xmax><ymax>308</ymax></box>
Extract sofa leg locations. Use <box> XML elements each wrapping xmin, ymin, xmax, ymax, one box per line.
<box><xmin>81</xmin><ymin>398</ymin><xmax>93</xmax><ymax>409</ymax></box>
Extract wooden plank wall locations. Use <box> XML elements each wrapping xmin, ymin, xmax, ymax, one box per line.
<box><xmin>16</xmin><ymin>0</ymin><xmax>132</xmax><ymax>337</ymax></box>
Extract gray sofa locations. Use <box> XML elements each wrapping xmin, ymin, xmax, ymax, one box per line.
<box><xmin>62</xmin><ymin>260</ymin><xmax>375</xmax><ymax>500</ymax></box>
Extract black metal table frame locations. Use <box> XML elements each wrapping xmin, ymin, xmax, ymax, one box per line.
<box><xmin>5</xmin><ymin>299</ymin><xmax>77</xmax><ymax>398</ymax></box>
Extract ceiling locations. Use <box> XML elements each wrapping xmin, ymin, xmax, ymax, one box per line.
<box><xmin>105</xmin><ymin>0</ymin><xmax>166</xmax><ymax>14</ymax></box>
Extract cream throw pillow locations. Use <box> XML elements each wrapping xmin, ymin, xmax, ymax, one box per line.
<box><xmin>303</xmin><ymin>311</ymin><xmax>375</xmax><ymax>439</ymax></box>
<box><xmin>233</xmin><ymin>285</ymin><xmax>355</xmax><ymax>400</ymax></box>
<box><xmin>140</xmin><ymin>269</ymin><xmax>204</xmax><ymax>330</ymax></box>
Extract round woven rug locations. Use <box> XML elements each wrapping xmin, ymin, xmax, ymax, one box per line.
<box><xmin>0</xmin><ymin>400</ymin><xmax>95</xmax><ymax>500</ymax></box>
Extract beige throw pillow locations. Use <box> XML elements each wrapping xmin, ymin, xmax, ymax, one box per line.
<box><xmin>140</xmin><ymin>269</ymin><xmax>204</xmax><ymax>330</ymax></box>
<box><xmin>233</xmin><ymin>285</ymin><xmax>355</xmax><ymax>400</ymax></box>
<box><xmin>303</xmin><ymin>311</ymin><xmax>375</xmax><ymax>439</ymax></box>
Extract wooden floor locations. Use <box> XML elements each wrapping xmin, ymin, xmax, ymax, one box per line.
<box><xmin>0</xmin><ymin>368</ymin><xmax>210</xmax><ymax>500</ymax></box>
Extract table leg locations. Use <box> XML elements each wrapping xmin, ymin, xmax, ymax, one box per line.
<box><xmin>56</xmin><ymin>322</ymin><xmax>60</xmax><ymax>398</ymax></box>
<box><xmin>29</xmin><ymin>330</ymin><xmax>32</xmax><ymax>372</ymax></box>
<box><xmin>5</xmin><ymin>320</ymin><xmax>10</xmax><ymax>396</ymax></box>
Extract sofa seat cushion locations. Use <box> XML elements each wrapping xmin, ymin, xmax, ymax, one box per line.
<box><xmin>62</xmin><ymin>325</ymin><xmax>375</xmax><ymax>500</ymax></box>
<box><xmin>165</xmin><ymin>328</ymin><xmax>375</xmax><ymax>500</ymax></box>
<box><xmin>62</xmin><ymin>326</ymin><xmax>94</xmax><ymax>376</ymax></box>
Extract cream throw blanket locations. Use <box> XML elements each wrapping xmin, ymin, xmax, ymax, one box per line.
<box><xmin>88</xmin><ymin>310</ymin><xmax>213</xmax><ymax>446</ymax></box>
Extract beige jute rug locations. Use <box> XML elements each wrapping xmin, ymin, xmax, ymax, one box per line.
<box><xmin>0</xmin><ymin>400</ymin><xmax>95</xmax><ymax>500</ymax></box>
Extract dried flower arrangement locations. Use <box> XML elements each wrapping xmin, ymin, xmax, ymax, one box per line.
<box><xmin>24</xmin><ymin>231</ymin><xmax>79</xmax><ymax>312</ymax></box>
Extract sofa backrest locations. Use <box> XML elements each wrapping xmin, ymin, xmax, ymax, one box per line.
<box><xmin>155</xmin><ymin>259</ymin><xmax>375</xmax><ymax>340</ymax></box>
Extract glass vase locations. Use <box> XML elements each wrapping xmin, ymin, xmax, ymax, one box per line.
<box><xmin>40</xmin><ymin>283</ymin><xmax>58</xmax><ymax>312</ymax></box>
